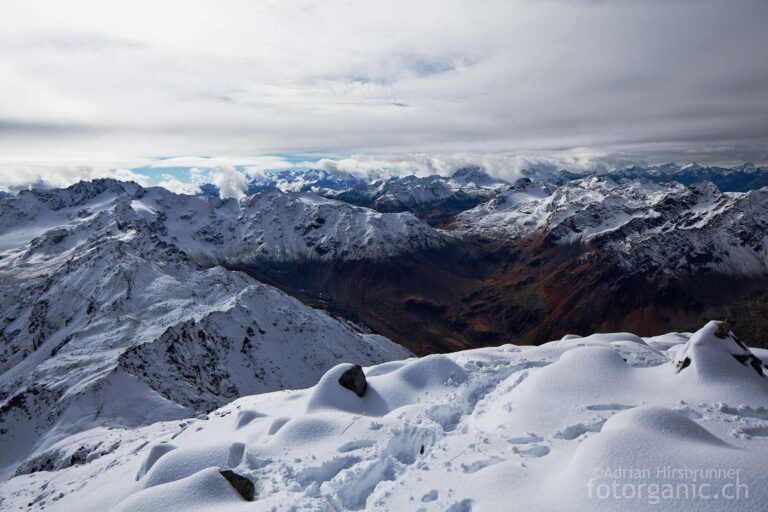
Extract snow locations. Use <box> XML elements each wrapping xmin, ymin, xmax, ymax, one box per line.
<box><xmin>129</xmin><ymin>200</ymin><xmax>156</xmax><ymax>215</ymax></box>
<box><xmin>3</xmin><ymin>321</ymin><xmax>768</xmax><ymax>511</ymax></box>
<box><xmin>0</xmin><ymin>179</ymin><xmax>447</xmax><ymax>266</ymax></box>
<box><xmin>0</xmin><ymin>180</ymin><xmax>412</xmax><ymax>484</ymax></box>
<box><xmin>3</xmin><ymin>176</ymin><xmax>768</xmax><ymax>511</ymax></box>
<box><xmin>130</xmin><ymin>187</ymin><xmax>448</xmax><ymax>263</ymax></box>
<box><xmin>324</xmin><ymin>169</ymin><xmax>505</xmax><ymax>215</ymax></box>
<box><xmin>456</xmin><ymin>176</ymin><xmax>768</xmax><ymax>277</ymax></box>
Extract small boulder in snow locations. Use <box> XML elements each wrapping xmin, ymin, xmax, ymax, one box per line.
<box><xmin>338</xmin><ymin>364</ymin><xmax>368</xmax><ymax>397</ymax></box>
<box><xmin>714</xmin><ymin>319</ymin><xmax>731</xmax><ymax>339</ymax></box>
<box><xmin>219</xmin><ymin>470</ymin><xmax>255</xmax><ymax>501</ymax></box>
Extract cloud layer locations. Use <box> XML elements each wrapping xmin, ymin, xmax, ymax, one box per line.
<box><xmin>0</xmin><ymin>0</ymin><xmax>766</xmax><ymax>189</ymax></box>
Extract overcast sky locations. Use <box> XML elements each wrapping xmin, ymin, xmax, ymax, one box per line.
<box><xmin>1</xmin><ymin>0</ymin><xmax>767</xmax><ymax>191</ymax></box>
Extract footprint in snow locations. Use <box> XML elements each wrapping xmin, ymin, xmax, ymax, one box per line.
<box><xmin>461</xmin><ymin>456</ymin><xmax>504</xmax><ymax>473</ymax></box>
<box><xmin>385</xmin><ymin>426</ymin><xmax>438</xmax><ymax>465</ymax></box>
<box><xmin>512</xmin><ymin>445</ymin><xmax>550</xmax><ymax>457</ymax></box>
<box><xmin>719</xmin><ymin>404</ymin><xmax>768</xmax><ymax>420</ymax></box>
<box><xmin>295</xmin><ymin>455</ymin><xmax>362</xmax><ymax>487</ymax></box>
<box><xmin>337</xmin><ymin>439</ymin><xmax>376</xmax><ymax>453</ymax></box>
<box><xmin>553</xmin><ymin>419</ymin><xmax>607</xmax><ymax>440</ymax></box>
<box><xmin>672</xmin><ymin>406</ymin><xmax>702</xmax><ymax>419</ymax></box>
<box><xmin>422</xmin><ymin>489</ymin><xmax>438</xmax><ymax>502</ymax></box>
<box><xmin>505</xmin><ymin>433</ymin><xmax>543</xmax><ymax>444</ymax></box>
<box><xmin>585</xmin><ymin>404</ymin><xmax>633</xmax><ymax>411</ymax></box>
<box><xmin>733</xmin><ymin>425</ymin><xmax>768</xmax><ymax>439</ymax></box>
<box><xmin>446</xmin><ymin>498</ymin><xmax>474</xmax><ymax>512</ymax></box>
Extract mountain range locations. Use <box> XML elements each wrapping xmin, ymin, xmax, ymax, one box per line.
<box><xmin>1</xmin><ymin>162</ymin><xmax>767</xmax><ymax>493</ymax></box>
<box><xmin>217</xmin><ymin>163</ymin><xmax>768</xmax><ymax>353</ymax></box>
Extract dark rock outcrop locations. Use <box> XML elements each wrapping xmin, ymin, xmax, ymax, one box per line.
<box><xmin>338</xmin><ymin>365</ymin><xmax>367</xmax><ymax>397</ymax></box>
<box><xmin>220</xmin><ymin>469</ymin><xmax>256</xmax><ymax>501</ymax></box>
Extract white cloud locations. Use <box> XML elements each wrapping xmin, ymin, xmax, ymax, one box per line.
<box><xmin>212</xmin><ymin>165</ymin><xmax>248</xmax><ymax>200</ymax></box>
<box><xmin>313</xmin><ymin>150</ymin><xmax>617</xmax><ymax>182</ymax></box>
<box><xmin>155</xmin><ymin>171</ymin><xmax>206</xmax><ymax>195</ymax></box>
<box><xmin>0</xmin><ymin>163</ymin><xmax>151</xmax><ymax>192</ymax></box>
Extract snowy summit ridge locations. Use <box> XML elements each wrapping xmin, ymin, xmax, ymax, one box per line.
<box><xmin>2</xmin><ymin>321</ymin><xmax>768</xmax><ymax>511</ymax></box>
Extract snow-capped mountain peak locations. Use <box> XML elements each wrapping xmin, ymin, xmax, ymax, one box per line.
<box><xmin>449</xmin><ymin>166</ymin><xmax>508</xmax><ymax>188</ymax></box>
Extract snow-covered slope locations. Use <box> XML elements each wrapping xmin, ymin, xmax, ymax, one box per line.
<box><xmin>330</xmin><ymin>167</ymin><xmax>506</xmax><ymax>217</ymax></box>
<box><xmin>0</xmin><ymin>179</ymin><xmax>448</xmax><ymax>265</ymax></box>
<box><xmin>0</xmin><ymin>180</ymin><xmax>411</xmax><ymax>481</ymax></box>
<box><xmin>3</xmin><ymin>321</ymin><xmax>768</xmax><ymax>511</ymax></box>
<box><xmin>456</xmin><ymin>177</ymin><xmax>768</xmax><ymax>276</ymax></box>
<box><xmin>135</xmin><ymin>187</ymin><xmax>447</xmax><ymax>263</ymax></box>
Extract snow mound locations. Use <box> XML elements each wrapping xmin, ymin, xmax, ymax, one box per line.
<box><xmin>113</xmin><ymin>467</ymin><xmax>249</xmax><ymax>512</ymax></box>
<box><xmin>306</xmin><ymin>355</ymin><xmax>467</xmax><ymax>417</ymax></box>
<box><xmin>549</xmin><ymin>405</ymin><xmax>765</xmax><ymax>511</ymax></box>
<box><xmin>600</xmin><ymin>406</ymin><xmax>733</xmax><ymax>446</ymax></box>
<box><xmin>4</xmin><ymin>322</ymin><xmax>768</xmax><ymax>511</ymax></box>
<box><xmin>306</xmin><ymin>363</ymin><xmax>392</xmax><ymax>416</ymax></box>
<box><xmin>135</xmin><ymin>443</ymin><xmax>177</xmax><ymax>481</ymax></box>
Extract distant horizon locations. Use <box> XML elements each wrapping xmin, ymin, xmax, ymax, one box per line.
<box><xmin>1</xmin><ymin>155</ymin><xmax>766</xmax><ymax>197</ymax></box>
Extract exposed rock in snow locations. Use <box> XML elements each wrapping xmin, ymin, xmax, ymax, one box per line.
<box><xmin>219</xmin><ymin>469</ymin><xmax>256</xmax><ymax>501</ymax></box>
<box><xmin>337</xmin><ymin>364</ymin><xmax>368</xmax><ymax>397</ymax></box>
<box><xmin>2</xmin><ymin>322</ymin><xmax>767</xmax><ymax>511</ymax></box>
<box><xmin>673</xmin><ymin>320</ymin><xmax>766</xmax><ymax>379</ymax></box>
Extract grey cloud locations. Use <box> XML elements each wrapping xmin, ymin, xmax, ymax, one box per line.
<box><xmin>46</xmin><ymin>32</ymin><xmax>143</xmax><ymax>52</ymax></box>
<box><xmin>0</xmin><ymin>0</ymin><xmax>765</xmax><ymax>166</ymax></box>
<box><xmin>0</xmin><ymin>119</ymin><xmax>97</xmax><ymax>135</ymax></box>
<box><xmin>399</xmin><ymin>53</ymin><xmax>472</xmax><ymax>77</ymax></box>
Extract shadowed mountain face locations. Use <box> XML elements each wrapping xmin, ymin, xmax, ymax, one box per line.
<box><xmin>230</xmin><ymin>245</ymin><xmax>486</xmax><ymax>355</ymax></box>
<box><xmin>325</xmin><ymin>168</ymin><xmax>506</xmax><ymax>227</ymax></box>
<box><xmin>232</xmin><ymin>234</ymin><xmax>768</xmax><ymax>355</ymax></box>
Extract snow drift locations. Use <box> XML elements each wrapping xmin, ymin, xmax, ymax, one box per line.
<box><xmin>2</xmin><ymin>321</ymin><xmax>767</xmax><ymax>511</ymax></box>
